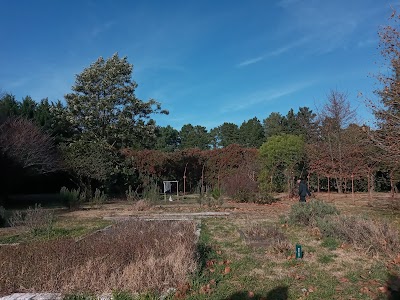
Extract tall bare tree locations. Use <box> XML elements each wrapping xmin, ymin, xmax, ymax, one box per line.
<box><xmin>368</xmin><ymin>11</ymin><xmax>400</xmax><ymax>162</ymax></box>
<box><xmin>314</xmin><ymin>90</ymin><xmax>357</xmax><ymax>193</ymax></box>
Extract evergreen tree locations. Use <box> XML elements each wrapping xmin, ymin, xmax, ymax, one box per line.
<box><xmin>263</xmin><ymin>112</ymin><xmax>285</xmax><ymax>138</ymax></box>
<box><xmin>210</xmin><ymin>122</ymin><xmax>240</xmax><ymax>148</ymax></box>
<box><xmin>154</xmin><ymin>125</ymin><xmax>180</xmax><ymax>152</ymax></box>
<box><xmin>64</xmin><ymin>53</ymin><xmax>167</xmax><ymax>149</ymax></box>
<box><xmin>179</xmin><ymin>124</ymin><xmax>210</xmax><ymax>150</ymax></box>
<box><xmin>239</xmin><ymin>117</ymin><xmax>264</xmax><ymax>148</ymax></box>
<box><xmin>0</xmin><ymin>94</ymin><xmax>19</xmax><ymax>118</ymax></box>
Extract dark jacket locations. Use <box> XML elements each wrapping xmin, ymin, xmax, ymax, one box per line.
<box><xmin>299</xmin><ymin>181</ymin><xmax>311</xmax><ymax>197</ymax></box>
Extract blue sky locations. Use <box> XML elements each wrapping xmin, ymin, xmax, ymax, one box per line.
<box><xmin>0</xmin><ymin>0</ymin><xmax>395</xmax><ymax>130</ymax></box>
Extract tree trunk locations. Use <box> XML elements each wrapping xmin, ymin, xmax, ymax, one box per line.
<box><xmin>390</xmin><ymin>170</ymin><xmax>394</xmax><ymax>198</ymax></box>
<box><xmin>328</xmin><ymin>176</ymin><xmax>330</xmax><ymax>199</ymax></box>
<box><xmin>370</xmin><ymin>172</ymin><xmax>375</xmax><ymax>193</ymax></box>
<box><xmin>336</xmin><ymin>177</ymin><xmax>342</xmax><ymax>193</ymax></box>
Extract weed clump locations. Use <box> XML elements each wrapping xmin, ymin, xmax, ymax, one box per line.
<box><xmin>8</xmin><ymin>204</ymin><xmax>54</xmax><ymax>235</ymax></box>
<box><xmin>288</xmin><ymin>200</ymin><xmax>339</xmax><ymax>226</ymax></box>
<box><xmin>288</xmin><ymin>200</ymin><xmax>400</xmax><ymax>256</ymax></box>
<box><xmin>245</xmin><ymin>224</ymin><xmax>292</xmax><ymax>256</ymax></box>
<box><xmin>322</xmin><ymin>215</ymin><xmax>400</xmax><ymax>255</ymax></box>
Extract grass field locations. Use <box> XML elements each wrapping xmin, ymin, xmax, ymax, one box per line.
<box><xmin>0</xmin><ymin>192</ymin><xmax>399</xmax><ymax>299</ymax></box>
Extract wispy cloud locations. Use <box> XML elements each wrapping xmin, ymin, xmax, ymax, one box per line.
<box><xmin>357</xmin><ymin>38</ymin><xmax>379</xmax><ymax>48</ymax></box>
<box><xmin>275</xmin><ymin>0</ymin><xmax>387</xmax><ymax>55</ymax></box>
<box><xmin>237</xmin><ymin>56</ymin><xmax>265</xmax><ymax>67</ymax></box>
<box><xmin>221</xmin><ymin>80</ymin><xmax>316</xmax><ymax>113</ymax></box>
<box><xmin>90</xmin><ymin>21</ymin><xmax>115</xmax><ymax>39</ymax></box>
<box><xmin>236</xmin><ymin>37</ymin><xmax>310</xmax><ymax>67</ymax></box>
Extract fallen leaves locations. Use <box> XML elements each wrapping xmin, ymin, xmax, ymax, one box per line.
<box><xmin>339</xmin><ymin>277</ymin><xmax>349</xmax><ymax>283</ymax></box>
<box><xmin>223</xmin><ymin>266</ymin><xmax>231</xmax><ymax>274</ymax></box>
<box><xmin>391</xmin><ymin>253</ymin><xmax>400</xmax><ymax>265</ymax></box>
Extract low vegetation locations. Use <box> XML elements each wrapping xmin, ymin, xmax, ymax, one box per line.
<box><xmin>0</xmin><ymin>220</ymin><xmax>197</xmax><ymax>297</ymax></box>
<box><xmin>0</xmin><ymin>195</ymin><xmax>400</xmax><ymax>299</ymax></box>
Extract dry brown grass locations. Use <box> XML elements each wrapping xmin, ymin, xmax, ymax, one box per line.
<box><xmin>130</xmin><ymin>199</ymin><xmax>152</xmax><ymax>211</ymax></box>
<box><xmin>330</xmin><ymin>215</ymin><xmax>400</xmax><ymax>256</ymax></box>
<box><xmin>244</xmin><ymin>224</ymin><xmax>292</xmax><ymax>257</ymax></box>
<box><xmin>0</xmin><ymin>220</ymin><xmax>197</xmax><ymax>296</ymax></box>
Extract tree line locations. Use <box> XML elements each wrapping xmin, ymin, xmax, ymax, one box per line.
<box><xmin>0</xmin><ymin>10</ymin><xmax>399</xmax><ymax>205</ymax></box>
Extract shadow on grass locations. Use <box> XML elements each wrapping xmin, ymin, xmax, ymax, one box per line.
<box><xmin>224</xmin><ymin>285</ymin><xmax>288</xmax><ymax>300</ymax></box>
<box><xmin>386</xmin><ymin>273</ymin><xmax>400</xmax><ymax>300</ymax></box>
<box><xmin>196</xmin><ymin>242</ymin><xmax>214</xmax><ymax>273</ymax></box>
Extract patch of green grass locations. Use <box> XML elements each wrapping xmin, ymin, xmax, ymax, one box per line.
<box><xmin>345</xmin><ymin>270</ymin><xmax>361</xmax><ymax>283</ymax></box>
<box><xmin>317</xmin><ymin>253</ymin><xmax>336</xmax><ymax>264</ymax></box>
<box><xmin>63</xmin><ymin>294</ymin><xmax>95</xmax><ymax>300</ymax></box>
<box><xmin>0</xmin><ymin>218</ymin><xmax>112</xmax><ymax>244</ymax></box>
<box><xmin>305</xmin><ymin>245</ymin><xmax>317</xmax><ymax>253</ymax></box>
<box><xmin>0</xmin><ymin>234</ymin><xmax>21</xmax><ymax>244</ymax></box>
<box><xmin>321</xmin><ymin>237</ymin><xmax>340</xmax><ymax>250</ymax></box>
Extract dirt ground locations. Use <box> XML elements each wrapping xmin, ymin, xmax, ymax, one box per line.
<box><xmin>59</xmin><ymin>192</ymin><xmax>400</xmax><ymax>222</ymax></box>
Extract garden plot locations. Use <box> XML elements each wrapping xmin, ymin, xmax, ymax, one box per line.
<box><xmin>0</xmin><ymin>220</ymin><xmax>198</xmax><ymax>297</ymax></box>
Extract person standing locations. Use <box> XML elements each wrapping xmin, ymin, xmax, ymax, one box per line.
<box><xmin>297</xmin><ymin>178</ymin><xmax>311</xmax><ymax>202</ymax></box>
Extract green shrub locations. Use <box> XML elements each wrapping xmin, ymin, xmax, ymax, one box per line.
<box><xmin>321</xmin><ymin>237</ymin><xmax>340</xmax><ymax>250</ymax></box>
<box><xmin>142</xmin><ymin>183</ymin><xmax>160</xmax><ymax>203</ymax></box>
<box><xmin>211</xmin><ymin>188</ymin><xmax>221</xmax><ymax>200</ymax></box>
<box><xmin>0</xmin><ymin>206</ymin><xmax>10</xmax><ymax>227</ymax></box>
<box><xmin>60</xmin><ymin>186</ymin><xmax>81</xmax><ymax>208</ymax></box>
<box><xmin>126</xmin><ymin>185</ymin><xmax>139</xmax><ymax>202</ymax></box>
<box><xmin>288</xmin><ymin>200</ymin><xmax>339</xmax><ymax>226</ymax></box>
<box><xmin>92</xmin><ymin>188</ymin><xmax>107</xmax><ymax>204</ymax></box>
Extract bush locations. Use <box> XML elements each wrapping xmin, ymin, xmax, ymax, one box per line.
<box><xmin>222</xmin><ymin>171</ymin><xmax>258</xmax><ymax>203</ymax></box>
<box><xmin>254</xmin><ymin>192</ymin><xmax>278</xmax><ymax>205</ymax></box>
<box><xmin>92</xmin><ymin>188</ymin><xmax>107</xmax><ymax>205</ymax></box>
<box><xmin>333</xmin><ymin>215</ymin><xmax>400</xmax><ymax>255</ymax></box>
<box><xmin>9</xmin><ymin>204</ymin><xmax>54</xmax><ymax>235</ymax></box>
<box><xmin>315</xmin><ymin>214</ymin><xmax>400</xmax><ymax>256</ymax></box>
<box><xmin>211</xmin><ymin>188</ymin><xmax>220</xmax><ymax>200</ymax></box>
<box><xmin>142</xmin><ymin>183</ymin><xmax>160</xmax><ymax>203</ymax></box>
<box><xmin>60</xmin><ymin>186</ymin><xmax>81</xmax><ymax>209</ymax></box>
<box><xmin>0</xmin><ymin>206</ymin><xmax>10</xmax><ymax>227</ymax></box>
<box><xmin>126</xmin><ymin>185</ymin><xmax>139</xmax><ymax>202</ymax></box>
<box><xmin>288</xmin><ymin>200</ymin><xmax>339</xmax><ymax>226</ymax></box>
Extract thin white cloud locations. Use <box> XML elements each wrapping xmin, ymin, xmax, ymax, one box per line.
<box><xmin>273</xmin><ymin>0</ymin><xmax>388</xmax><ymax>55</ymax></box>
<box><xmin>1</xmin><ymin>77</ymin><xmax>31</xmax><ymax>90</ymax></box>
<box><xmin>91</xmin><ymin>21</ymin><xmax>115</xmax><ymax>38</ymax></box>
<box><xmin>357</xmin><ymin>38</ymin><xmax>379</xmax><ymax>48</ymax></box>
<box><xmin>237</xmin><ymin>56</ymin><xmax>265</xmax><ymax>67</ymax></box>
<box><xmin>236</xmin><ymin>37</ymin><xmax>310</xmax><ymax>67</ymax></box>
<box><xmin>221</xmin><ymin>80</ymin><xmax>316</xmax><ymax>113</ymax></box>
